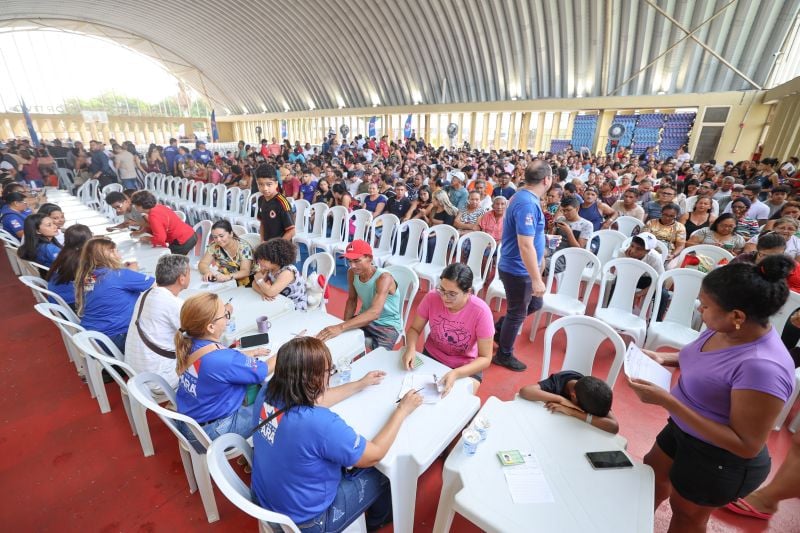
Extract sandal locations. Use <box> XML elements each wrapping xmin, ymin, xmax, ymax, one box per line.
<box><xmin>724</xmin><ymin>498</ymin><xmax>773</xmax><ymax>520</ymax></box>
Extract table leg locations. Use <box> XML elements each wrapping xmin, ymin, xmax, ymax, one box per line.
<box><xmin>432</xmin><ymin>465</ymin><xmax>461</xmax><ymax>533</ymax></box>
<box><xmin>386</xmin><ymin>455</ymin><xmax>418</xmax><ymax>533</ymax></box>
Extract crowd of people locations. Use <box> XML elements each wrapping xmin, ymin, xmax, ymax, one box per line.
<box><xmin>3</xmin><ymin>130</ymin><xmax>800</xmax><ymax>532</ymax></box>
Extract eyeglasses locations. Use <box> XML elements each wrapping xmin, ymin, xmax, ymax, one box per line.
<box><xmin>436</xmin><ymin>286</ymin><xmax>463</xmax><ymax>299</ymax></box>
<box><xmin>212</xmin><ymin>310</ymin><xmax>231</xmax><ymax>322</ymax></box>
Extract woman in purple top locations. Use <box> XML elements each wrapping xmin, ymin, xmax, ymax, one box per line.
<box><xmin>629</xmin><ymin>255</ymin><xmax>796</xmax><ymax>532</ymax></box>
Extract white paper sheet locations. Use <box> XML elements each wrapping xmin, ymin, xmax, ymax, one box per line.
<box><xmin>398</xmin><ymin>373</ymin><xmax>441</xmax><ymax>404</ymax></box>
<box><xmin>503</xmin><ymin>453</ymin><xmax>554</xmax><ymax>504</ymax></box>
<box><xmin>624</xmin><ymin>343</ymin><xmax>673</xmax><ymax>391</ymax></box>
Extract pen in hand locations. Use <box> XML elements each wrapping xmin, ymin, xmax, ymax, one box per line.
<box><xmin>396</xmin><ymin>387</ymin><xmax>424</xmax><ymax>403</ymax></box>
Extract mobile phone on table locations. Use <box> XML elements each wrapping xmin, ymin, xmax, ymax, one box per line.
<box><xmin>585</xmin><ymin>451</ymin><xmax>633</xmax><ymax>470</ymax></box>
<box><xmin>240</xmin><ymin>332</ymin><xmax>270</xmax><ymax>349</ymax></box>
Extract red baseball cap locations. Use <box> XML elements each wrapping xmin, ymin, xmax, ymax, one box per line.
<box><xmin>343</xmin><ymin>239</ymin><xmax>373</xmax><ymax>259</ymax></box>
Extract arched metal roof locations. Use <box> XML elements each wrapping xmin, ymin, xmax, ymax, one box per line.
<box><xmin>1</xmin><ymin>0</ymin><xmax>798</xmax><ymax>114</ymax></box>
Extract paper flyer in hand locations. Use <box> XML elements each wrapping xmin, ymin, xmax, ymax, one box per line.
<box><xmin>624</xmin><ymin>343</ymin><xmax>672</xmax><ymax>391</ymax></box>
<box><xmin>398</xmin><ymin>373</ymin><xmax>441</xmax><ymax>404</ymax></box>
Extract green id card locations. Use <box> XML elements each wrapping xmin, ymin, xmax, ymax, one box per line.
<box><xmin>497</xmin><ymin>450</ymin><xmax>526</xmax><ymax>466</ymax></box>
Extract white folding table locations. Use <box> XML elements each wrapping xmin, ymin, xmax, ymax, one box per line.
<box><xmin>331</xmin><ymin>348</ymin><xmax>481</xmax><ymax>533</ymax></box>
<box><xmin>433</xmin><ymin>396</ymin><xmax>654</xmax><ymax>533</ymax></box>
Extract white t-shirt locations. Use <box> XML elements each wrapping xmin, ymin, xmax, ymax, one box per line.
<box><xmin>722</xmin><ymin>199</ymin><xmax>770</xmax><ymax>220</ymax></box>
<box><xmin>125</xmin><ymin>286</ymin><xmax>182</xmax><ymax>389</ymax></box>
<box><xmin>683</xmin><ymin>195</ymin><xmax>720</xmax><ymax>216</ymax></box>
<box><xmin>479</xmin><ymin>196</ymin><xmax>493</xmax><ymax>210</ymax></box>
<box><xmin>747</xmin><ymin>234</ymin><xmax>800</xmax><ymax>259</ymax></box>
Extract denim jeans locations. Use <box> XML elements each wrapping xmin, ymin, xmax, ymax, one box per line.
<box><xmin>270</xmin><ymin>467</ymin><xmax>392</xmax><ymax>532</ymax></box>
<box><xmin>107</xmin><ymin>332</ymin><xmax>127</xmax><ymax>354</ymax></box>
<box><xmin>179</xmin><ymin>402</ymin><xmax>257</xmax><ymax>452</ymax></box>
<box><xmin>122</xmin><ymin>178</ymin><xmax>139</xmax><ymax>190</ymax></box>
<box><xmin>496</xmin><ymin>269</ymin><xmax>542</xmax><ymax>357</ymax></box>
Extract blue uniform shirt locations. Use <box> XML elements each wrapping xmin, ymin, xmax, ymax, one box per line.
<box><xmin>192</xmin><ymin>149</ymin><xmax>213</xmax><ymax>164</ymax></box>
<box><xmin>1</xmin><ymin>205</ymin><xmax>29</xmax><ymax>236</ymax></box>
<box><xmin>163</xmin><ymin>145</ymin><xmax>179</xmax><ymax>171</ymax></box>
<box><xmin>251</xmin><ymin>387</ymin><xmax>366</xmax><ymax>524</ymax></box>
<box><xmin>47</xmin><ymin>272</ymin><xmax>75</xmax><ymax>306</ymax></box>
<box><xmin>80</xmin><ymin>267</ymin><xmax>154</xmax><ymax>336</ymax></box>
<box><xmin>35</xmin><ymin>241</ymin><xmax>61</xmax><ymax>267</ymax></box>
<box><xmin>299</xmin><ymin>181</ymin><xmax>317</xmax><ymax>203</ymax></box>
<box><xmin>176</xmin><ymin>339</ymin><xmax>267</xmax><ymax>423</ymax></box>
<box><xmin>499</xmin><ymin>188</ymin><xmax>545</xmax><ymax>277</ymax></box>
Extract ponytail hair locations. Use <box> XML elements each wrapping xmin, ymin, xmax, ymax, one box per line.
<box><xmin>701</xmin><ymin>255</ymin><xmax>794</xmax><ymax>326</ymax></box>
<box><xmin>175</xmin><ymin>293</ymin><xmax>220</xmax><ymax>374</ymax></box>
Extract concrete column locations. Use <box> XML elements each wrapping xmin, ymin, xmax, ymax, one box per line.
<box><xmin>549</xmin><ymin>112</ymin><xmax>562</xmax><ymax>147</ymax></box>
<box><xmin>594</xmin><ymin>110</ymin><xmax>618</xmax><ymax>154</ymax></box>
<box><xmin>493</xmin><ymin>113</ymin><xmax>503</xmax><ymax>150</ymax></box>
<box><xmin>468</xmin><ymin>112</ymin><xmax>477</xmax><ymax>148</ymax></box>
<box><xmin>534</xmin><ymin>112</ymin><xmax>546</xmax><ymax>152</ymax></box>
<box><xmin>565</xmin><ymin>112</ymin><xmax>577</xmax><ymax>144</ymax></box>
<box><xmin>481</xmin><ymin>113</ymin><xmax>490</xmax><ymax>150</ymax></box>
<box><xmin>518</xmin><ymin>112</ymin><xmax>532</xmax><ymax>150</ymax></box>
<box><xmin>508</xmin><ymin>112</ymin><xmax>518</xmax><ymax>150</ymax></box>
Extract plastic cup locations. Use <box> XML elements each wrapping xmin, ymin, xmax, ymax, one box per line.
<box><xmin>337</xmin><ymin>359</ymin><xmax>352</xmax><ymax>384</ymax></box>
<box><xmin>256</xmin><ymin>316</ymin><xmax>271</xmax><ymax>333</ymax></box>
<box><xmin>462</xmin><ymin>428</ymin><xmax>480</xmax><ymax>456</ymax></box>
<box><xmin>545</xmin><ymin>234</ymin><xmax>562</xmax><ymax>250</ymax></box>
<box><xmin>472</xmin><ymin>415</ymin><xmax>490</xmax><ymax>441</ymax></box>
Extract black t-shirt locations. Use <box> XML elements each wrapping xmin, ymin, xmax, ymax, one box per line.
<box><xmin>386</xmin><ymin>197</ymin><xmax>412</xmax><ymax>219</ymax></box>
<box><xmin>433</xmin><ymin>210</ymin><xmax>455</xmax><ymax>225</ymax></box>
<box><xmin>538</xmin><ymin>370</ymin><xmax>585</xmax><ymax>399</ymax></box>
<box><xmin>257</xmin><ymin>194</ymin><xmax>294</xmax><ymax>240</ymax></box>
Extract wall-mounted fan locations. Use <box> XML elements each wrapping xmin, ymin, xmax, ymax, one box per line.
<box><xmin>608</xmin><ymin>123</ymin><xmax>626</xmax><ymax>140</ymax></box>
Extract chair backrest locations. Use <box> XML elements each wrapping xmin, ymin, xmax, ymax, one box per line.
<box><xmin>615</xmin><ymin>216</ymin><xmax>645</xmax><ymax>236</ymax></box>
<box><xmin>193</xmin><ymin>220</ymin><xmax>213</xmax><ymax>257</ymax></box>
<box><xmin>653</xmin><ymin>268</ymin><xmax>705</xmax><ymax>327</ymax></box>
<box><xmin>212</xmin><ymin>184</ymin><xmax>228</xmax><ymax>210</ymax></box>
<box><xmin>586</xmin><ymin>229</ymin><xmax>627</xmax><ymax>267</ymax></box>
<box><xmin>18</xmin><ymin>258</ymin><xmax>50</xmax><ymax>277</ymax></box>
<box><xmin>307</xmin><ymin>203</ymin><xmax>330</xmax><ymax>236</ymax></box>
<box><xmin>0</xmin><ymin>228</ymin><xmax>21</xmax><ymax>245</ymax></box>
<box><xmin>127</xmin><ymin>372</ymin><xmax>213</xmax><ymax>452</ymax></box>
<box><xmin>246</xmin><ymin>192</ymin><xmax>262</xmax><ymax>217</ymax></box>
<box><xmin>546</xmin><ymin>248</ymin><xmax>600</xmax><ymax>303</ymax></box>
<box><xmin>421</xmin><ymin>224</ymin><xmax>459</xmax><ymax>265</ymax></box>
<box><xmin>175</xmin><ymin>210</ymin><xmax>187</xmax><ymax>222</ymax></box>
<box><xmin>302</xmin><ymin>252</ymin><xmax>335</xmax><ymax>299</ymax></box>
<box><xmin>322</xmin><ymin>206</ymin><xmax>349</xmax><ymax>243</ymax></box>
<box><xmin>370</xmin><ymin>213</ymin><xmax>400</xmax><ymax>253</ymax></box>
<box><xmin>231</xmin><ymin>224</ymin><xmax>247</xmax><ymax>237</ymax></box>
<box><xmin>241</xmin><ymin>233</ymin><xmax>263</xmax><ymax>251</ymax></box>
<box><xmin>72</xmin><ymin>330</ymin><xmax>136</xmax><ymax>390</ymax></box>
<box><xmin>769</xmin><ymin>289</ymin><xmax>800</xmax><ymax>338</ymax></box>
<box><xmin>542</xmin><ymin>315</ymin><xmax>627</xmax><ymax>388</ymax></box>
<box><xmin>226</xmin><ymin>186</ymin><xmax>244</xmax><ymax>216</ymax></box>
<box><xmin>33</xmin><ymin>302</ymin><xmax>85</xmax><ymax>362</ymax></box>
<box><xmin>675</xmin><ymin>244</ymin><xmax>735</xmax><ymax>268</ymax></box>
<box><xmin>384</xmin><ymin>265</ymin><xmax>419</xmax><ymax>335</ymax></box>
<box><xmin>18</xmin><ymin>275</ymin><xmax>75</xmax><ymax>312</ymax></box>
<box><xmin>102</xmin><ymin>183</ymin><xmax>123</xmax><ymax>195</ymax></box>
<box><xmin>57</xmin><ymin>168</ymin><xmax>75</xmax><ymax>190</ymax></box>
<box><xmin>347</xmin><ymin>209</ymin><xmax>373</xmax><ymax>243</ymax></box>
<box><xmin>207</xmin><ymin>433</ymin><xmax>301</xmax><ymax>533</ymax></box>
<box><xmin>354</xmin><ymin>193</ymin><xmax>369</xmax><ymax>204</ymax></box>
<box><xmin>455</xmin><ymin>231</ymin><xmax>497</xmax><ymax>290</ymax></box>
<box><xmin>598</xmin><ymin>257</ymin><xmax>659</xmax><ymax>319</ymax></box>
<box><xmin>392</xmin><ymin>219</ymin><xmax>428</xmax><ymax>260</ymax></box>
<box><xmin>293</xmin><ymin>199</ymin><xmax>311</xmax><ymax>233</ymax></box>
<box><xmin>4</xmin><ymin>243</ymin><xmax>22</xmax><ymax>276</ymax></box>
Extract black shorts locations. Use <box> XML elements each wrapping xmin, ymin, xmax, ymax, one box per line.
<box><xmin>656</xmin><ymin>419</ymin><xmax>771</xmax><ymax>507</ymax></box>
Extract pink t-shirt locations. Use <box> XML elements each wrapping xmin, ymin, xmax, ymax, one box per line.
<box><xmin>417</xmin><ymin>291</ymin><xmax>495</xmax><ymax>369</ymax></box>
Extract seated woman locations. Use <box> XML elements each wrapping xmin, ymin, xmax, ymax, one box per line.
<box><xmin>130</xmin><ymin>190</ymin><xmax>198</xmax><ymax>255</ymax></box>
<box><xmin>46</xmin><ymin>224</ymin><xmax>93</xmax><ymax>309</ymax></box>
<box><xmin>37</xmin><ymin>203</ymin><xmax>66</xmax><ymax>244</ymax></box>
<box><xmin>75</xmin><ymin>237</ymin><xmax>155</xmax><ymax>352</ymax></box>
<box><xmin>425</xmin><ymin>189</ymin><xmax>459</xmax><ymax>227</ymax></box>
<box><xmin>198</xmin><ymin>220</ymin><xmax>254</xmax><ymax>287</ymax></box>
<box><xmin>362</xmin><ymin>182</ymin><xmax>387</xmax><ymax>217</ymax></box>
<box><xmin>175</xmin><ymin>293</ymin><xmax>270</xmax><ymax>449</ymax></box>
<box><xmin>686</xmin><ymin>213</ymin><xmax>746</xmax><ymax>255</ymax></box>
<box><xmin>252</xmin><ymin>238</ymin><xmax>307</xmax><ymax>310</ymax></box>
<box><xmin>251</xmin><ymin>336</ymin><xmax>421</xmax><ymax>531</ymax></box>
<box><xmin>17</xmin><ymin>213</ymin><xmax>62</xmax><ymax>269</ymax></box>
<box><xmin>645</xmin><ymin>202</ymin><xmax>686</xmax><ymax>263</ymax></box>
<box><xmin>743</xmin><ymin>217</ymin><xmax>800</xmax><ymax>259</ymax></box>
<box><xmin>313</xmin><ymin>178</ymin><xmax>334</xmax><ymax>206</ymax></box>
<box><xmin>730</xmin><ymin>197</ymin><xmax>760</xmax><ymax>240</ymax></box>
<box><xmin>453</xmin><ymin>191</ymin><xmax>488</xmax><ymax>235</ymax></box>
<box><xmin>411</xmin><ymin>185</ymin><xmax>432</xmax><ymax>220</ymax></box>
<box><xmin>763</xmin><ymin>201</ymin><xmax>800</xmax><ymax>234</ymax></box>
<box><xmin>679</xmin><ymin>196</ymin><xmax>716</xmax><ymax>239</ymax></box>
<box><xmin>401</xmin><ymin>264</ymin><xmax>493</xmax><ymax>394</ymax></box>
<box><xmin>628</xmin><ymin>256</ymin><xmax>796</xmax><ymax>532</ymax></box>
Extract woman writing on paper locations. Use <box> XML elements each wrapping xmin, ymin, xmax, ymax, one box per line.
<box><xmin>628</xmin><ymin>256</ymin><xmax>796</xmax><ymax>533</ymax></box>
<box><xmin>401</xmin><ymin>263</ymin><xmax>493</xmax><ymax>396</ymax></box>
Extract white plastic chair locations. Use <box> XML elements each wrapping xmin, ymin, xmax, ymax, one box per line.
<box><xmin>207</xmin><ymin>433</ymin><xmax>368</xmax><ymax>533</ymax></box>
<box><xmin>222</xmin><ymin>186</ymin><xmax>245</xmax><ymax>225</ymax></box>
<box><xmin>454</xmin><ymin>231</ymin><xmax>497</xmax><ymax>294</ymax></box>
<box><xmin>175</xmin><ymin>210</ymin><xmax>187</xmax><ymax>223</ymax></box>
<box><xmin>530</xmin><ymin>248</ymin><xmax>600</xmax><ymax>342</ymax></box>
<box><xmin>674</xmin><ymin>244</ymin><xmax>734</xmax><ymax>269</ymax></box>
<box><xmin>368</xmin><ymin>213</ymin><xmax>400</xmax><ymax>267</ymax></box>
<box><xmin>484</xmin><ymin>244</ymin><xmax>506</xmax><ymax>311</ymax></box>
<box><xmin>583</xmin><ymin>229</ymin><xmax>627</xmax><ymax>283</ymax></box>
<box><xmin>541</xmin><ymin>315</ymin><xmax>627</xmax><ymax>388</ymax></box>
<box><xmin>354</xmin><ymin>192</ymin><xmax>369</xmax><ymax>204</ymax></box>
<box><xmin>768</xmin><ymin>290</ymin><xmax>800</xmax><ymax>339</ymax></box>
<box><xmin>644</xmin><ymin>269</ymin><xmax>705</xmax><ymax>350</ymax></box>
<box><xmin>385</xmin><ymin>219</ymin><xmax>428</xmax><ymax>267</ymax></box>
<box><xmin>72</xmin><ymin>331</ymin><xmax>161</xmax><ymax>457</ymax></box>
<box><xmin>292</xmin><ymin>199</ymin><xmax>311</xmax><ymax>235</ymax></box>
<box><xmin>18</xmin><ymin>258</ymin><xmax>50</xmax><ymax>277</ymax></box>
<box><xmin>33</xmin><ymin>302</ymin><xmax>87</xmax><ymax>379</ymax></box>
<box><xmin>192</xmin><ymin>220</ymin><xmax>213</xmax><ymax>258</ymax></box>
<box><xmin>241</xmin><ymin>232</ymin><xmax>263</xmax><ymax>251</ymax></box>
<box><xmin>413</xmin><ymin>224</ymin><xmax>459</xmax><ymax>291</ymax></box>
<box><xmin>234</xmin><ymin>192</ymin><xmax>262</xmax><ymax>233</ymax></box>
<box><xmin>302</xmin><ymin>252</ymin><xmax>335</xmax><ymax>312</ymax></box>
<box><xmin>310</xmin><ymin>205</ymin><xmax>349</xmax><ymax>256</ymax></box>
<box><xmin>594</xmin><ymin>257</ymin><xmax>659</xmax><ymax>345</ymax></box>
<box><xmin>18</xmin><ymin>275</ymin><xmax>76</xmax><ymax>315</ymax></box>
<box><xmin>0</xmin><ymin>228</ymin><xmax>21</xmax><ymax>245</ymax></box>
<box><xmin>614</xmin><ymin>216</ymin><xmax>645</xmax><ymax>236</ymax></box>
<box><xmin>127</xmin><ymin>372</ymin><xmax>238</xmax><ymax>523</ymax></box>
<box><xmin>4</xmin><ymin>242</ymin><xmax>22</xmax><ymax>276</ymax></box>
<box><xmin>332</xmin><ymin>210</ymin><xmax>373</xmax><ymax>263</ymax></box>
<box><xmin>384</xmin><ymin>264</ymin><xmax>420</xmax><ymax>348</ymax></box>
<box><xmin>294</xmin><ymin>202</ymin><xmax>329</xmax><ymax>255</ymax></box>
<box><xmin>77</xmin><ymin>179</ymin><xmax>100</xmax><ymax>209</ymax></box>
<box><xmin>102</xmin><ymin>183</ymin><xmax>123</xmax><ymax>195</ymax></box>
<box><xmin>231</xmin><ymin>224</ymin><xmax>247</xmax><ymax>237</ymax></box>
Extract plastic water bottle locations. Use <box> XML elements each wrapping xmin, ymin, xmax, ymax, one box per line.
<box><xmin>337</xmin><ymin>359</ymin><xmax>352</xmax><ymax>385</ymax></box>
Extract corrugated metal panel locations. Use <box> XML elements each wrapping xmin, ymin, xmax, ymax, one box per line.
<box><xmin>0</xmin><ymin>0</ymin><xmax>797</xmax><ymax>114</ymax></box>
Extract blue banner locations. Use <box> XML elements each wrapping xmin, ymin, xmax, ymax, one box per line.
<box><xmin>21</xmin><ymin>99</ymin><xmax>40</xmax><ymax>146</ymax></box>
<box><xmin>403</xmin><ymin>114</ymin><xmax>412</xmax><ymax>139</ymax></box>
<box><xmin>368</xmin><ymin>116</ymin><xmax>376</xmax><ymax>138</ymax></box>
<box><xmin>280</xmin><ymin>120</ymin><xmax>287</xmax><ymax>139</ymax></box>
<box><xmin>210</xmin><ymin>109</ymin><xmax>219</xmax><ymax>142</ymax></box>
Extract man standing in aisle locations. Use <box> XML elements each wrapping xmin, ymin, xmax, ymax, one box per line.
<box><xmin>493</xmin><ymin>160</ymin><xmax>552</xmax><ymax>371</ymax></box>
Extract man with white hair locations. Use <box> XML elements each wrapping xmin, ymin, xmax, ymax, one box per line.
<box><xmin>447</xmin><ymin>171</ymin><xmax>468</xmax><ymax>210</ymax></box>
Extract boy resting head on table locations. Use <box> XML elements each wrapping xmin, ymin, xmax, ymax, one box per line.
<box><xmin>519</xmin><ymin>370</ymin><xmax>619</xmax><ymax>434</ymax></box>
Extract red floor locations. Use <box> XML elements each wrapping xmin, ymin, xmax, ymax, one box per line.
<box><xmin>1</xmin><ymin>258</ymin><xmax>798</xmax><ymax>532</ymax></box>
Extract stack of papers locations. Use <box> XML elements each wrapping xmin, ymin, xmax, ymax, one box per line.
<box><xmin>623</xmin><ymin>343</ymin><xmax>673</xmax><ymax>391</ymax></box>
<box><xmin>503</xmin><ymin>452</ymin><xmax>554</xmax><ymax>504</ymax></box>
<box><xmin>398</xmin><ymin>373</ymin><xmax>441</xmax><ymax>404</ymax></box>
<box><xmin>195</xmin><ymin>280</ymin><xmax>237</xmax><ymax>293</ymax></box>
